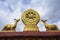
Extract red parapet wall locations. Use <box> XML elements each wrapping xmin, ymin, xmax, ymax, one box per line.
<box><xmin>0</xmin><ymin>31</ymin><xmax>60</xmax><ymax>40</ymax></box>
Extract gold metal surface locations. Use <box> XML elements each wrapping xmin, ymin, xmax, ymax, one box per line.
<box><xmin>22</xmin><ymin>9</ymin><xmax>40</xmax><ymax>31</ymax></box>
<box><xmin>2</xmin><ymin>19</ymin><xmax>20</xmax><ymax>32</ymax></box>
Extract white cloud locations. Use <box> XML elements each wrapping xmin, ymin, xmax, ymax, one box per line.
<box><xmin>0</xmin><ymin>11</ymin><xmax>9</xmax><ymax>30</ymax></box>
<box><xmin>31</xmin><ymin>0</ymin><xmax>43</xmax><ymax>7</ymax></box>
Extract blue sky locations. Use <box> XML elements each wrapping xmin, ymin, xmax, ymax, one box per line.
<box><xmin>0</xmin><ymin>0</ymin><xmax>60</xmax><ymax>31</ymax></box>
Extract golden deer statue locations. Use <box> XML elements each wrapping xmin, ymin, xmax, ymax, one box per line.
<box><xmin>41</xmin><ymin>20</ymin><xmax>58</xmax><ymax>31</ymax></box>
<box><xmin>2</xmin><ymin>19</ymin><xmax>20</xmax><ymax>32</ymax></box>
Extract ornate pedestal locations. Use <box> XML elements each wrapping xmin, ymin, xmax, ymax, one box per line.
<box><xmin>0</xmin><ymin>31</ymin><xmax>60</xmax><ymax>40</ymax></box>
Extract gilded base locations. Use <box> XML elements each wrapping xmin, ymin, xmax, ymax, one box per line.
<box><xmin>23</xmin><ymin>25</ymin><xmax>39</xmax><ymax>32</ymax></box>
<box><xmin>1</xmin><ymin>30</ymin><xmax>16</xmax><ymax>32</ymax></box>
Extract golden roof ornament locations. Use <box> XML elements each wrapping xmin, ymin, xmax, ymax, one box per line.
<box><xmin>2</xmin><ymin>19</ymin><xmax>20</xmax><ymax>32</ymax></box>
<box><xmin>21</xmin><ymin>9</ymin><xmax>40</xmax><ymax>31</ymax></box>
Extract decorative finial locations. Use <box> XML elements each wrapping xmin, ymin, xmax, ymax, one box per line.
<box><xmin>22</xmin><ymin>9</ymin><xmax>40</xmax><ymax>32</ymax></box>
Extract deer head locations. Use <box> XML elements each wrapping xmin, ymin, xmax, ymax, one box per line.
<box><xmin>41</xmin><ymin>19</ymin><xmax>47</xmax><ymax>22</ymax></box>
<box><xmin>14</xmin><ymin>19</ymin><xmax>20</xmax><ymax>22</ymax></box>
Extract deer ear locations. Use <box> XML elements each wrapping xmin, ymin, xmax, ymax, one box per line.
<box><xmin>14</xmin><ymin>19</ymin><xmax>16</xmax><ymax>20</ymax></box>
<box><xmin>41</xmin><ymin>19</ymin><xmax>43</xmax><ymax>21</ymax></box>
<box><xmin>45</xmin><ymin>20</ymin><xmax>47</xmax><ymax>21</ymax></box>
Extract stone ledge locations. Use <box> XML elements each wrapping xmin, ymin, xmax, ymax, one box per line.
<box><xmin>0</xmin><ymin>31</ymin><xmax>60</xmax><ymax>37</ymax></box>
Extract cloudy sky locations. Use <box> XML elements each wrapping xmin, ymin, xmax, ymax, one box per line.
<box><xmin>0</xmin><ymin>0</ymin><xmax>60</xmax><ymax>32</ymax></box>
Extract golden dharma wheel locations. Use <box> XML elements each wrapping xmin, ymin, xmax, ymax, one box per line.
<box><xmin>21</xmin><ymin>9</ymin><xmax>40</xmax><ymax>31</ymax></box>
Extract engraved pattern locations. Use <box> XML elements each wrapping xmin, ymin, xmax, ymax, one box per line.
<box><xmin>22</xmin><ymin>9</ymin><xmax>40</xmax><ymax>31</ymax></box>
